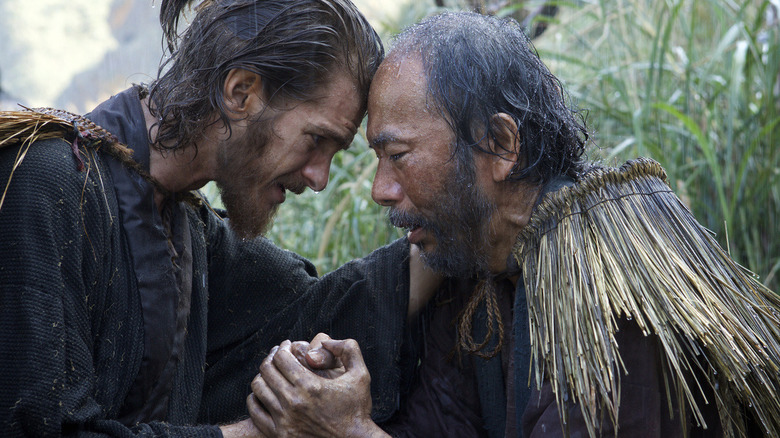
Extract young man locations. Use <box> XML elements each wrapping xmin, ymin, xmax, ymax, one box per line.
<box><xmin>249</xmin><ymin>11</ymin><xmax>780</xmax><ymax>437</ymax></box>
<box><xmin>0</xmin><ymin>1</ymin><xmax>436</xmax><ymax>436</ymax></box>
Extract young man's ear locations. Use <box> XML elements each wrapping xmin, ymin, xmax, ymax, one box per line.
<box><xmin>488</xmin><ymin>112</ymin><xmax>521</xmax><ymax>182</ymax></box>
<box><xmin>223</xmin><ymin>68</ymin><xmax>263</xmax><ymax>116</ymax></box>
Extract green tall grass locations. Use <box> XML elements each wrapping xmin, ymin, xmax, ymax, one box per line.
<box><xmin>532</xmin><ymin>0</ymin><xmax>779</xmax><ymax>290</ymax></box>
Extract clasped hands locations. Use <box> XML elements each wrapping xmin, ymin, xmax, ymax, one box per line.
<box><xmin>245</xmin><ymin>333</ymin><xmax>388</xmax><ymax>437</ymax></box>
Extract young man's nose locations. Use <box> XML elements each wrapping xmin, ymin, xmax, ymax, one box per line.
<box><xmin>301</xmin><ymin>151</ymin><xmax>333</xmax><ymax>192</ymax></box>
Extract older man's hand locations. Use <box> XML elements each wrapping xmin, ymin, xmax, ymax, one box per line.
<box><xmin>247</xmin><ymin>337</ymin><xmax>389</xmax><ymax>437</ymax></box>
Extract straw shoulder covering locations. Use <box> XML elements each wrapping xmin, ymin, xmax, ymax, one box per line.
<box><xmin>0</xmin><ymin>108</ymin><xmax>200</xmax><ymax>209</ymax></box>
<box><xmin>0</xmin><ymin>107</ymin><xmax>129</xmax><ymax>156</ymax></box>
<box><xmin>513</xmin><ymin>157</ymin><xmax>780</xmax><ymax>437</ymax></box>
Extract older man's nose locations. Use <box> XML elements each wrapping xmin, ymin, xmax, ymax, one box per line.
<box><xmin>371</xmin><ymin>161</ymin><xmax>402</xmax><ymax>206</ymax></box>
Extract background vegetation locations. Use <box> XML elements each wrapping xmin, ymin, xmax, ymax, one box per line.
<box><xmin>208</xmin><ymin>0</ymin><xmax>779</xmax><ymax>291</ymax></box>
<box><xmin>533</xmin><ymin>0</ymin><xmax>780</xmax><ymax>291</ymax></box>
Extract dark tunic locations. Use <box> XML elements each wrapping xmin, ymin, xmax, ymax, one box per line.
<box><xmin>0</xmin><ymin>88</ymin><xmax>411</xmax><ymax>436</ymax></box>
<box><xmin>382</xmin><ymin>279</ymin><xmax>491</xmax><ymax>437</ymax></box>
<box><xmin>383</xmin><ymin>277</ymin><xmax>723</xmax><ymax>438</ymax></box>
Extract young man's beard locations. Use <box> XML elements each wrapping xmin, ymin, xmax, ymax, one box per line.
<box><xmin>389</xmin><ymin>155</ymin><xmax>496</xmax><ymax>278</ymax></box>
<box><xmin>216</xmin><ymin>118</ymin><xmax>278</xmax><ymax>239</ymax></box>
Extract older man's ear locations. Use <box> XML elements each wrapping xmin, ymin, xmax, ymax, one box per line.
<box><xmin>488</xmin><ymin>112</ymin><xmax>521</xmax><ymax>182</ymax></box>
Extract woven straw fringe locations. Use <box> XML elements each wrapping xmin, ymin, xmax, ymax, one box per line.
<box><xmin>514</xmin><ymin>157</ymin><xmax>780</xmax><ymax>437</ymax></box>
<box><xmin>0</xmin><ymin>108</ymin><xmax>129</xmax><ymax>156</ymax></box>
<box><xmin>0</xmin><ymin>108</ymin><xmax>201</xmax><ymax>209</ymax></box>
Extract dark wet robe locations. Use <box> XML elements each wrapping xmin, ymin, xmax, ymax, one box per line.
<box><xmin>0</xmin><ymin>87</ymin><xmax>413</xmax><ymax>436</ymax></box>
<box><xmin>382</xmin><ymin>279</ymin><xmax>727</xmax><ymax>438</ymax></box>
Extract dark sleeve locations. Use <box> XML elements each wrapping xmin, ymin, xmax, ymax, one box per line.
<box><xmin>198</xmin><ymin>208</ymin><xmax>411</xmax><ymax>424</ymax></box>
<box><xmin>0</xmin><ymin>140</ymin><xmax>220</xmax><ymax>437</ymax></box>
<box><xmin>521</xmin><ymin>319</ymin><xmax>693</xmax><ymax>438</ymax></box>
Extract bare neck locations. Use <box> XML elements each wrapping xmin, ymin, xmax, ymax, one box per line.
<box><xmin>485</xmin><ymin>181</ymin><xmax>541</xmax><ymax>283</ymax></box>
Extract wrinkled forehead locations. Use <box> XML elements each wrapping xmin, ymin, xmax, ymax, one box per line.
<box><xmin>366</xmin><ymin>54</ymin><xmax>456</xmax><ymax>149</ymax></box>
<box><xmin>369</xmin><ymin>55</ymin><xmax>429</xmax><ymax>118</ymax></box>
<box><xmin>374</xmin><ymin>52</ymin><xmax>424</xmax><ymax>88</ymax></box>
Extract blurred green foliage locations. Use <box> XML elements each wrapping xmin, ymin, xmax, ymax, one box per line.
<box><xmin>532</xmin><ymin>0</ymin><xmax>779</xmax><ymax>290</ymax></box>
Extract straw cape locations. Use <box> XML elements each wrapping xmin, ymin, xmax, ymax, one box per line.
<box><xmin>514</xmin><ymin>158</ymin><xmax>780</xmax><ymax>437</ymax></box>
<box><xmin>0</xmin><ymin>107</ymin><xmax>199</xmax><ymax>211</ymax></box>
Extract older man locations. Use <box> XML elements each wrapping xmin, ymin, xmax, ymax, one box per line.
<box><xmin>0</xmin><ymin>1</ymin><xmax>439</xmax><ymax>436</ymax></box>
<box><xmin>249</xmin><ymin>11</ymin><xmax>780</xmax><ymax>438</ymax></box>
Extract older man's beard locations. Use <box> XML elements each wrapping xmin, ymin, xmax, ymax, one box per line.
<box><xmin>389</xmin><ymin>160</ymin><xmax>496</xmax><ymax>278</ymax></box>
<box><xmin>216</xmin><ymin>118</ymin><xmax>278</xmax><ymax>239</ymax></box>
